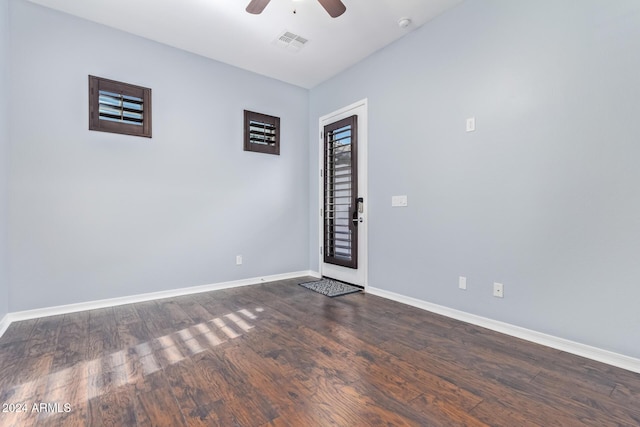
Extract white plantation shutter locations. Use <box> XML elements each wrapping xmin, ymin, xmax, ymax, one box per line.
<box><xmin>98</xmin><ymin>90</ymin><xmax>144</xmax><ymax>126</ymax></box>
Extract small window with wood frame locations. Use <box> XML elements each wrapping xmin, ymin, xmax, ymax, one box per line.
<box><xmin>89</xmin><ymin>75</ymin><xmax>152</xmax><ymax>138</ymax></box>
<box><xmin>244</xmin><ymin>110</ymin><xmax>280</xmax><ymax>155</ymax></box>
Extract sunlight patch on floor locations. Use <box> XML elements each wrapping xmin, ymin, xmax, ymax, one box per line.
<box><xmin>3</xmin><ymin>307</ymin><xmax>265</xmax><ymax>422</ymax></box>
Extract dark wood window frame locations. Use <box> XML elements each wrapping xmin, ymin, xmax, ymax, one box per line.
<box><xmin>89</xmin><ymin>75</ymin><xmax>152</xmax><ymax>138</ymax></box>
<box><xmin>244</xmin><ymin>110</ymin><xmax>280</xmax><ymax>155</ymax></box>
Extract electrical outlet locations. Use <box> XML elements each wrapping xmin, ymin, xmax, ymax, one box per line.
<box><xmin>493</xmin><ymin>282</ymin><xmax>504</xmax><ymax>298</ymax></box>
<box><xmin>236</xmin><ymin>255</ymin><xmax>242</xmax><ymax>265</ymax></box>
<box><xmin>459</xmin><ymin>276</ymin><xmax>467</xmax><ymax>290</ymax></box>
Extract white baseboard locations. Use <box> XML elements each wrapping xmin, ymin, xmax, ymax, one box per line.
<box><xmin>4</xmin><ymin>272</ymin><xmax>636</xmax><ymax>374</ymax></box>
<box><xmin>367</xmin><ymin>286</ymin><xmax>640</xmax><ymax>374</ymax></box>
<box><xmin>3</xmin><ymin>270</ymin><xmax>317</xmax><ymax>327</ymax></box>
<box><xmin>0</xmin><ymin>313</ymin><xmax>10</xmax><ymax>338</ymax></box>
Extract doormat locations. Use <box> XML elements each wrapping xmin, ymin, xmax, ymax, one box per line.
<box><xmin>298</xmin><ymin>278</ymin><xmax>362</xmax><ymax>297</ymax></box>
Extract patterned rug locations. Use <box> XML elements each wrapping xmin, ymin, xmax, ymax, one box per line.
<box><xmin>298</xmin><ymin>278</ymin><xmax>362</xmax><ymax>297</ymax></box>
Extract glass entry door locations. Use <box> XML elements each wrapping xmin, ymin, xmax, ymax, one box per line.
<box><xmin>323</xmin><ymin>115</ymin><xmax>359</xmax><ymax>269</ymax></box>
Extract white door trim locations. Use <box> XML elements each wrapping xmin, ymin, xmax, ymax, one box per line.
<box><xmin>318</xmin><ymin>98</ymin><xmax>368</xmax><ymax>289</ymax></box>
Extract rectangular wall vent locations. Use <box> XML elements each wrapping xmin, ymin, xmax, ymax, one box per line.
<box><xmin>273</xmin><ymin>30</ymin><xmax>309</xmax><ymax>52</ymax></box>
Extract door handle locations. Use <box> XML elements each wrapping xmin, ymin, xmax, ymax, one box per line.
<box><xmin>352</xmin><ymin>197</ymin><xmax>364</xmax><ymax>227</ymax></box>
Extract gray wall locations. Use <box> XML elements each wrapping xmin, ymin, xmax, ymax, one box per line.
<box><xmin>309</xmin><ymin>0</ymin><xmax>640</xmax><ymax>358</ymax></box>
<box><xmin>0</xmin><ymin>0</ymin><xmax>8</xmax><ymax>319</ymax></box>
<box><xmin>9</xmin><ymin>0</ymin><xmax>309</xmax><ymax>311</ymax></box>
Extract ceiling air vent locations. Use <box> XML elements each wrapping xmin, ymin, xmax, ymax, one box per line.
<box><xmin>273</xmin><ymin>30</ymin><xmax>309</xmax><ymax>52</ymax></box>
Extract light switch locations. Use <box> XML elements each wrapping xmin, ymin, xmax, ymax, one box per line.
<box><xmin>466</xmin><ymin>117</ymin><xmax>476</xmax><ymax>132</ymax></box>
<box><xmin>392</xmin><ymin>195</ymin><xmax>408</xmax><ymax>207</ymax></box>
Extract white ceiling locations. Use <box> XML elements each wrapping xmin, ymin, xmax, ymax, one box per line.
<box><xmin>27</xmin><ymin>0</ymin><xmax>464</xmax><ymax>88</ymax></box>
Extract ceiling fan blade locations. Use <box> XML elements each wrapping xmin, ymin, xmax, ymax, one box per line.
<box><xmin>246</xmin><ymin>0</ymin><xmax>271</xmax><ymax>14</ymax></box>
<box><xmin>317</xmin><ymin>0</ymin><xmax>346</xmax><ymax>18</ymax></box>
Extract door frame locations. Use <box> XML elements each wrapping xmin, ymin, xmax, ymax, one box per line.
<box><xmin>318</xmin><ymin>98</ymin><xmax>368</xmax><ymax>289</ymax></box>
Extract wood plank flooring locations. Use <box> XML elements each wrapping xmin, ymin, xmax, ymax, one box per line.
<box><xmin>1</xmin><ymin>276</ymin><xmax>639</xmax><ymax>426</ymax></box>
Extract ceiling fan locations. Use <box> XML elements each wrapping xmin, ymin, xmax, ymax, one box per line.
<box><xmin>246</xmin><ymin>0</ymin><xmax>346</xmax><ymax>18</ymax></box>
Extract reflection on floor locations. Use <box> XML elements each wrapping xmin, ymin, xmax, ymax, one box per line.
<box><xmin>0</xmin><ymin>276</ymin><xmax>639</xmax><ymax>426</ymax></box>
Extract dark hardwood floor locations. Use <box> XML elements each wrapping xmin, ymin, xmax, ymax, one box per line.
<box><xmin>1</xmin><ymin>276</ymin><xmax>639</xmax><ymax>426</ymax></box>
